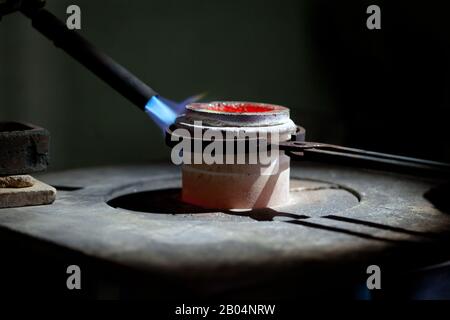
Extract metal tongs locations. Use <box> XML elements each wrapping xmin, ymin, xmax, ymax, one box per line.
<box><xmin>278</xmin><ymin>140</ymin><xmax>450</xmax><ymax>178</ymax></box>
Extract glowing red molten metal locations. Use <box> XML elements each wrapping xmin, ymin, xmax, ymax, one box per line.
<box><xmin>205</xmin><ymin>102</ymin><xmax>277</xmax><ymax>113</ymax></box>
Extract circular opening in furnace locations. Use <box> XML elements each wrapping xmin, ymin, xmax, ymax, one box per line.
<box><xmin>187</xmin><ymin>102</ymin><xmax>287</xmax><ymax>115</ymax></box>
<box><xmin>106</xmin><ymin>178</ymin><xmax>360</xmax><ymax>220</ymax></box>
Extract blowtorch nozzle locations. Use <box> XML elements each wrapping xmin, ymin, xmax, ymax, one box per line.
<box><xmin>145</xmin><ymin>94</ymin><xmax>206</xmax><ymax>131</ymax></box>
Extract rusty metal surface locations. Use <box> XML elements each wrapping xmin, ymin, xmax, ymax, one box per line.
<box><xmin>0</xmin><ymin>162</ymin><xmax>450</xmax><ymax>297</ymax></box>
<box><xmin>0</xmin><ymin>122</ymin><xmax>49</xmax><ymax>175</ymax></box>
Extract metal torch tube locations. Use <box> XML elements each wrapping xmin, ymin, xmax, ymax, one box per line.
<box><xmin>21</xmin><ymin>8</ymin><xmax>157</xmax><ymax>110</ymax></box>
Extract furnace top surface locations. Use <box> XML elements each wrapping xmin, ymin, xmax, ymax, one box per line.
<box><xmin>1</xmin><ymin>163</ymin><xmax>449</xmax><ymax>287</ymax></box>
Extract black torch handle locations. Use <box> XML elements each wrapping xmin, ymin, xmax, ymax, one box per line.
<box><xmin>21</xmin><ymin>8</ymin><xmax>157</xmax><ymax>110</ymax></box>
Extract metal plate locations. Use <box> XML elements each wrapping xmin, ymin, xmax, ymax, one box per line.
<box><xmin>1</xmin><ymin>162</ymin><xmax>450</xmax><ymax>297</ymax></box>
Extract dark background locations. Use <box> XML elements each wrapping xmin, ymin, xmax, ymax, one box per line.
<box><xmin>1</xmin><ymin>0</ymin><xmax>449</xmax><ymax>170</ymax></box>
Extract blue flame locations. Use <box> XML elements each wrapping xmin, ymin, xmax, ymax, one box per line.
<box><xmin>144</xmin><ymin>96</ymin><xmax>178</xmax><ymax>131</ymax></box>
<box><xmin>144</xmin><ymin>94</ymin><xmax>204</xmax><ymax>131</ymax></box>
